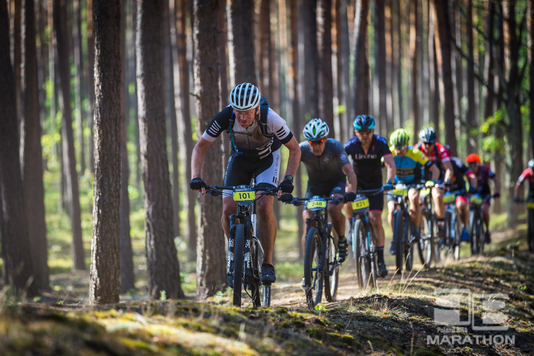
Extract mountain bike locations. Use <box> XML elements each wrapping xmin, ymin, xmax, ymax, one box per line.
<box><xmin>418</xmin><ymin>187</ymin><xmax>435</xmax><ymax>266</ymax></box>
<box><xmin>514</xmin><ymin>199</ymin><xmax>534</xmax><ymax>252</ymax></box>
<box><xmin>441</xmin><ymin>190</ymin><xmax>465</xmax><ymax>261</ymax></box>
<box><xmin>468</xmin><ymin>192</ymin><xmax>491</xmax><ymax>256</ymax></box>
<box><xmin>390</xmin><ymin>182</ymin><xmax>427</xmax><ymax>274</ymax></box>
<box><xmin>284</xmin><ymin>195</ymin><xmax>341</xmax><ymax>309</ymax></box>
<box><xmin>349</xmin><ymin>188</ymin><xmax>383</xmax><ymax>290</ymax></box>
<box><xmin>205</xmin><ymin>183</ymin><xmax>277</xmax><ymax>308</ymax></box>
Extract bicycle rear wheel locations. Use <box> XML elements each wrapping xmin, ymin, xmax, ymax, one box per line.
<box><xmin>250</xmin><ymin>239</ymin><xmax>270</xmax><ymax>307</ymax></box>
<box><xmin>452</xmin><ymin>212</ymin><xmax>462</xmax><ymax>260</ymax></box>
<box><xmin>417</xmin><ymin>213</ymin><xmax>432</xmax><ymax>267</ymax></box>
<box><xmin>304</xmin><ymin>227</ymin><xmax>323</xmax><ymax>309</ymax></box>
<box><xmin>469</xmin><ymin>210</ymin><xmax>478</xmax><ymax>256</ymax></box>
<box><xmin>233</xmin><ymin>224</ymin><xmax>245</xmax><ymax>307</ymax></box>
<box><xmin>404</xmin><ymin>218</ymin><xmax>413</xmax><ymax>272</ymax></box>
<box><xmin>393</xmin><ymin>211</ymin><xmax>404</xmax><ymax>273</ymax></box>
<box><xmin>354</xmin><ymin>219</ymin><xmax>372</xmax><ymax>290</ymax></box>
<box><xmin>324</xmin><ymin>224</ymin><xmax>339</xmax><ymax>302</ymax></box>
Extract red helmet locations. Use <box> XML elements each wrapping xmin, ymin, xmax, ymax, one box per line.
<box><xmin>466</xmin><ymin>153</ymin><xmax>481</xmax><ymax>164</ymax></box>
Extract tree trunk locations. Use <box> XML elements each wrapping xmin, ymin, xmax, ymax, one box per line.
<box><xmin>20</xmin><ymin>0</ymin><xmax>49</xmax><ymax>292</ymax></box>
<box><xmin>335</xmin><ymin>0</ymin><xmax>351</xmax><ymax>143</ymax></box>
<box><xmin>137</xmin><ymin>0</ymin><xmax>184</xmax><ymax>300</ymax></box>
<box><xmin>466</xmin><ymin>0</ymin><xmax>476</xmax><ymax>153</ymax></box>
<box><xmin>0</xmin><ymin>0</ymin><xmax>36</xmax><ymax>296</ymax></box>
<box><xmin>410</xmin><ymin>0</ymin><xmax>419</xmax><ymax>137</ymax></box>
<box><xmin>73</xmin><ymin>0</ymin><xmax>85</xmax><ymax>175</ymax></box>
<box><xmin>120</xmin><ymin>0</ymin><xmax>135</xmax><ymax>294</ymax></box>
<box><xmin>12</xmin><ymin>0</ymin><xmax>22</xmax><ymax>120</ymax></box>
<box><xmin>530</xmin><ymin>0</ymin><xmax>534</xmax><ymax>158</ymax></box>
<box><xmin>393</xmin><ymin>0</ymin><xmax>403</xmax><ymax>128</ymax></box>
<box><xmin>193</xmin><ymin>0</ymin><xmax>226</xmax><ymax>299</ymax></box>
<box><xmin>89</xmin><ymin>0</ymin><xmax>121</xmax><ymax>305</ymax></box>
<box><xmin>353</xmin><ymin>0</ymin><xmax>369</xmax><ymax>116</ymax></box>
<box><xmin>54</xmin><ymin>0</ymin><xmax>85</xmax><ymax>270</ymax></box>
<box><xmin>230</xmin><ymin>0</ymin><xmax>257</xmax><ymax>84</ymax></box>
<box><xmin>217</xmin><ymin>0</ymin><xmax>230</xmax><ymax>167</ymax></box>
<box><xmin>433</xmin><ymin>0</ymin><xmax>457</xmax><ymax>155</ymax></box>
<box><xmin>375</xmin><ymin>0</ymin><xmax>388</xmax><ymax>135</ymax></box>
<box><xmin>86</xmin><ymin>0</ymin><xmax>95</xmax><ymax>174</ymax></box>
<box><xmin>176</xmin><ymin>0</ymin><xmax>197</xmax><ymax>263</ymax></box>
<box><xmin>453</xmin><ymin>0</ymin><xmax>463</xmax><ymax>153</ymax></box>
<box><xmin>318</xmin><ymin>0</ymin><xmax>333</xmax><ymax>132</ymax></box>
<box><xmin>304</xmin><ymin>0</ymin><xmax>319</xmax><ymax>120</ymax></box>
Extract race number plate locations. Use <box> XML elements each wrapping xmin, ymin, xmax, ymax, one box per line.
<box><xmin>307</xmin><ymin>196</ymin><xmax>327</xmax><ymax>211</ymax></box>
<box><xmin>527</xmin><ymin>202</ymin><xmax>534</xmax><ymax>209</ymax></box>
<box><xmin>393</xmin><ymin>188</ymin><xmax>408</xmax><ymax>197</ymax></box>
<box><xmin>443</xmin><ymin>193</ymin><xmax>456</xmax><ymax>203</ymax></box>
<box><xmin>233</xmin><ymin>185</ymin><xmax>255</xmax><ymax>204</ymax></box>
<box><xmin>470</xmin><ymin>195</ymin><xmax>483</xmax><ymax>205</ymax></box>
<box><xmin>352</xmin><ymin>197</ymin><xmax>370</xmax><ymax>210</ymax></box>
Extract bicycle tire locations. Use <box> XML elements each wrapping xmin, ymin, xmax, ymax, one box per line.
<box><xmin>417</xmin><ymin>212</ymin><xmax>432</xmax><ymax>267</ymax></box>
<box><xmin>393</xmin><ymin>210</ymin><xmax>404</xmax><ymax>273</ymax></box>
<box><xmin>453</xmin><ymin>212</ymin><xmax>462</xmax><ymax>261</ymax></box>
<box><xmin>351</xmin><ymin>217</ymin><xmax>363</xmax><ymax>288</ymax></box>
<box><xmin>304</xmin><ymin>226</ymin><xmax>323</xmax><ymax>309</ymax></box>
<box><xmin>369</xmin><ymin>226</ymin><xmax>378</xmax><ymax>289</ymax></box>
<box><xmin>233</xmin><ymin>224</ymin><xmax>245</xmax><ymax>307</ymax></box>
<box><xmin>250</xmin><ymin>239</ymin><xmax>271</xmax><ymax>307</ymax></box>
<box><xmin>469</xmin><ymin>210</ymin><xmax>478</xmax><ymax>256</ymax></box>
<box><xmin>478</xmin><ymin>218</ymin><xmax>485</xmax><ymax>255</ymax></box>
<box><xmin>354</xmin><ymin>219</ymin><xmax>372</xmax><ymax>290</ymax></box>
<box><xmin>324</xmin><ymin>224</ymin><xmax>339</xmax><ymax>302</ymax></box>
<box><xmin>442</xmin><ymin>211</ymin><xmax>453</xmax><ymax>261</ymax></box>
<box><xmin>529</xmin><ymin>209</ymin><xmax>534</xmax><ymax>252</ymax></box>
<box><xmin>404</xmin><ymin>217</ymin><xmax>413</xmax><ymax>272</ymax></box>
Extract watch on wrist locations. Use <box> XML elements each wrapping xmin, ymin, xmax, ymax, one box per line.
<box><xmin>284</xmin><ymin>175</ymin><xmax>294</xmax><ymax>182</ymax></box>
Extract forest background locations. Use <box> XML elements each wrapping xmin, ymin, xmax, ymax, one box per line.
<box><xmin>0</xmin><ymin>0</ymin><xmax>533</xmax><ymax>304</ymax></box>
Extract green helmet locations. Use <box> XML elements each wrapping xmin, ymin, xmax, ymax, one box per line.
<box><xmin>390</xmin><ymin>129</ymin><xmax>410</xmax><ymax>149</ymax></box>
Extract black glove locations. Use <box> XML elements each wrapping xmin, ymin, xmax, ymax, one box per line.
<box><xmin>190</xmin><ymin>177</ymin><xmax>206</xmax><ymax>190</ymax></box>
<box><xmin>513</xmin><ymin>196</ymin><xmax>520</xmax><ymax>202</ymax></box>
<box><xmin>493</xmin><ymin>192</ymin><xmax>501</xmax><ymax>199</ymax></box>
<box><xmin>278</xmin><ymin>193</ymin><xmax>294</xmax><ymax>203</ymax></box>
<box><xmin>444</xmin><ymin>179</ymin><xmax>452</xmax><ymax>190</ymax></box>
<box><xmin>343</xmin><ymin>192</ymin><xmax>356</xmax><ymax>203</ymax></box>
<box><xmin>279</xmin><ymin>179</ymin><xmax>294</xmax><ymax>194</ymax></box>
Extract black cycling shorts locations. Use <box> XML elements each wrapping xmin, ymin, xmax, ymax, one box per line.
<box><xmin>357</xmin><ymin>180</ymin><xmax>384</xmax><ymax>212</ymax></box>
<box><xmin>305</xmin><ymin>179</ymin><xmax>346</xmax><ymax>199</ymax></box>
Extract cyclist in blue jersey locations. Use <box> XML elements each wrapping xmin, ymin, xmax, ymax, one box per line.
<box><xmin>344</xmin><ymin>115</ymin><xmax>395</xmax><ymax>277</ymax></box>
<box><xmin>190</xmin><ymin>83</ymin><xmax>301</xmax><ymax>284</ymax></box>
<box><xmin>299</xmin><ymin>119</ymin><xmax>357</xmax><ymax>264</ymax></box>
<box><xmin>387</xmin><ymin>129</ymin><xmax>439</xmax><ymax>254</ymax></box>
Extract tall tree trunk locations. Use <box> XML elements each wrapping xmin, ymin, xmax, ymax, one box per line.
<box><xmin>336</xmin><ymin>0</ymin><xmax>351</xmax><ymax>143</ymax></box>
<box><xmin>230</xmin><ymin>0</ymin><xmax>257</xmax><ymax>84</ymax></box>
<box><xmin>410</xmin><ymin>0</ymin><xmax>419</xmax><ymax>137</ymax></box>
<box><xmin>120</xmin><ymin>0</ymin><xmax>135</xmax><ymax>294</ymax></box>
<box><xmin>0</xmin><ymin>0</ymin><xmax>36</xmax><ymax>296</ymax></box>
<box><xmin>290</xmin><ymin>0</ymin><xmax>303</xmax><ymax>258</ymax></box>
<box><xmin>12</xmin><ymin>0</ymin><xmax>22</xmax><ymax>120</ymax></box>
<box><xmin>431</xmin><ymin>12</ymin><xmax>440</xmax><ymax>136</ymax></box>
<box><xmin>453</xmin><ymin>0</ymin><xmax>463</xmax><ymax>152</ymax></box>
<box><xmin>394</xmin><ymin>0</ymin><xmax>403</xmax><ymax>128</ymax></box>
<box><xmin>21</xmin><ymin>0</ymin><xmax>49</xmax><ymax>292</ymax></box>
<box><xmin>433</xmin><ymin>0</ymin><xmax>457</xmax><ymax>155</ymax></box>
<box><xmin>217</xmin><ymin>0</ymin><xmax>230</xmax><ymax>167</ymax></box>
<box><xmin>529</xmin><ymin>0</ymin><xmax>534</xmax><ymax>158</ymax></box>
<box><xmin>193</xmin><ymin>0</ymin><xmax>226</xmax><ymax>299</ymax></box>
<box><xmin>54</xmin><ymin>0</ymin><xmax>85</xmax><ymax>270</ymax></box>
<box><xmin>89</xmin><ymin>0</ymin><xmax>121</xmax><ymax>305</ymax></box>
<box><xmin>73</xmin><ymin>0</ymin><xmax>85</xmax><ymax>175</ymax></box>
<box><xmin>353</xmin><ymin>0</ymin><xmax>369</xmax><ymax>116</ymax></box>
<box><xmin>176</xmin><ymin>0</ymin><xmax>197</xmax><ymax>263</ymax></box>
<box><xmin>304</xmin><ymin>0</ymin><xmax>319</xmax><ymax>120</ymax></box>
<box><xmin>318</xmin><ymin>0</ymin><xmax>333</xmax><ymax>132</ymax></box>
<box><xmin>375</xmin><ymin>0</ymin><xmax>388</xmax><ymax>135</ymax></box>
<box><xmin>466</xmin><ymin>0</ymin><xmax>476</xmax><ymax>153</ymax></box>
<box><xmin>86</xmin><ymin>0</ymin><xmax>95</xmax><ymax>174</ymax></box>
<box><xmin>137</xmin><ymin>0</ymin><xmax>184</xmax><ymax>300</ymax></box>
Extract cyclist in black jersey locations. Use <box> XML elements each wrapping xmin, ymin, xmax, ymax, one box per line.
<box><xmin>443</xmin><ymin>145</ymin><xmax>470</xmax><ymax>241</ymax></box>
<box><xmin>300</xmin><ymin>118</ymin><xmax>357</xmax><ymax>265</ymax></box>
<box><xmin>190</xmin><ymin>83</ymin><xmax>301</xmax><ymax>284</ymax></box>
<box><xmin>344</xmin><ymin>115</ymin><xmax>395</xmax><ymax>277</ymax></box>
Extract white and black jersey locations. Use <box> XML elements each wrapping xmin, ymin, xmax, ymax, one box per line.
<box><xmin>202</xmin><ymin>105</ymin><xmax>293</xmax><ymax>161</ymax></box>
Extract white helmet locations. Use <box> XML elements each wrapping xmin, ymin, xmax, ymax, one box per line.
<box><xmin>229</xmin><ymin>83</ymin><xmax>261</xmax><ymax>111</ymax></box>
<box><xmin>303</xmin><ymin>118</ymin><xmax>329</xmax><ymax>140</ymax></box>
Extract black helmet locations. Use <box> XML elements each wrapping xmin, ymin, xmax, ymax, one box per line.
<box><xmin>528</xmin><ymin>159</ymin><xmax>534</xmax><ymax>170</ymax></box>
<box><xmin>353</xmin><ymin>115</ymin><xmax>375</xmax><ymax>130</ymax></box>
<box><xmin>419</xmin><ymin>127</ymin><xmax>437</xmax><ymax>144</ymax></box>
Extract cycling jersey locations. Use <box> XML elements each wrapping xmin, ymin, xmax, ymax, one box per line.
<box><xmin>518</xmin><ymin>168</ymin><xmax>534</xmax><ymax>198</ymax></box>
<box><xmin>391</xmin><ymin>146</ymin><xmax>433</xmax><ymax>184</ymax></box>
<box><xmin>450</xmin><ymin>157</ymin><xmax>469</xmax><ymax>192</ymax></box>
<box><xmin>467</xmin><ymin>165</ymin><xmax>495</xmax><ymax>196</ymax></box>
<box><xmin>414</xmin><ymin>141</ymin><xmax>451</xmax><ymax>181</ymax></box>
<box><xmin>202</xmin><ymin>104</ymin><xmax>293</xmax><ymax>161</ymax></box>
<box><xmin>300</xmin><ymin>139</ymin><xmax>350</xmax><ymax>193</ymax></box>
<box><xmin>344</xmin><ymin>134</ymin><xmax>392</xmax><ymax>185</ymax></box>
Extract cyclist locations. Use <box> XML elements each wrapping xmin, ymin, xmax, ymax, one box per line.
<box><xmin>344</xmin><ymin>115</ymin><xmax>396</xmax><ymax>277</ymax></box>
<box><xmin>465</xmin><ymin>153</ymin><xmax>501</xmax><ymax>243</ymax></box>
<box><xmin>513</xmin><ymin>159</ymin><xmax>534</xmax><ymax>252</ymax></box>
<box><xmin>190</xmin><ymin>83</ymin><xmax>301</xmax><ymax>285</ymax></box>
<box><xmin>414</xmin><ymin>127</ymin><xmax>454</xmax><ymax>238</ymax></box>
<box><xmin>443</xmin><ymin>145</ymin><xmax>470</xmax><ymax>241</ymax></box>
<box><xmin>299</xmin><ymin>118</ymin><xmax>357</xmax><ymax>265</ymax></box>
<box><xmin>387</xmin><ymin>129</ymin><xmax>439</xmax><ymax>255</ymax></box>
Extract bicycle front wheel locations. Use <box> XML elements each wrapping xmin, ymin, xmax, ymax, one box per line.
<box><xmin>233</xmin><ymin>224</ymin><xmax>245</xmax><ymax>307</ymax></box>
<box><xmin>324</xmin><ymin>224</ymin><xmax>339</xmax><ymax>302</ymax></box>
<box><xmin>354</xmin><ymin>219</ymin><xmax>372</xmax><ymax>290</ymax></box>
<box><xmin>393</xmin><ymin>211</ymin><xmax>404</xmax><ymax>273</ymax></box>
<box><xmin>304</xmin><ymin>226</ymin><xmax>323</xmax><ymax>309</ymax></box>
<box><xmin>469</xmin><ymin>210</ymin><xmax>478</xmax><ymax>256</ymax></box>
<box><xmin>417</xmin><ymin>212</ymin><xmax>432</xmax><ymax>267</ymax></box>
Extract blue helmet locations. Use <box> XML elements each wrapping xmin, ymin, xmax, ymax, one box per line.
<box><xmin>353</xmin><ymin>115</ymin><xmax>375</xmax><ymax>130</ymax></box>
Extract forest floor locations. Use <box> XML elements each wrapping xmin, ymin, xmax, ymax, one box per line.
<box><xmin>1</xmin><ymin>229</ymin><xmax>533</xmax><ymax>355</ymax></box>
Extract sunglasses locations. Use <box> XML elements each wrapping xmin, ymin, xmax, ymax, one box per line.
<box><xmin>422</xmin><ymin>141</ymin><xmax>434</xmax><ymax>146</ymax></box>
<box><xmin>309</xmin><ymin>139</ymin><xmax>325</xmax><ymax>146</ymax></box>
<box><xmin>394</xmin><ymin>145</ymin><xmax>407</xmax><ymax>151</ymax></box>
<box><xmin>357</xmin><ymin>130</ymin><xmax>372</xmax><ymax>136</ymax></box>
<box><xmin>468</xmin><ymin>162</ymin><xmax>479</xmax><ymax>166</ymax></box>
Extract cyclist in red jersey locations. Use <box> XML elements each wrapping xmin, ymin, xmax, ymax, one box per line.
<box><xmin>414</xmin><ymin>128</ymin><xmax>454</xmax><ymax>238</ymax></box>
<box><xmin>465</xmin><ymin>153</ymin><xmax>501</xmax><ymax>243</ymax></box>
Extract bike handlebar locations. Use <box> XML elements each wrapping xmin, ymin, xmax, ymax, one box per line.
<box><xmin>283</xmin><ymin>196</ymin><xmax>343</xmax><ymax>207</ymax></box>
<box><xmin>204</xmin><ymin>185</ymin><xmax>279</xmax><ymax>198</ymax></box>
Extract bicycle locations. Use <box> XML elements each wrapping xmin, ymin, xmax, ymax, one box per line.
<box><xmin>284</xmin><ymin>195</ymin><xmax>341</xmax><ymax>309</ymax></box>
<box><xmin>514</xmin><ymin>199</ymin><xmax>534</xmax><ymax>252</ymax></box>
<box><xmin>468</xmin><ymin>192</ymin><xmax>491</xmax><ymax>256</ymax></box>
<box><xmin>418</xmin><ymin>186</ymin><xmax>435</xmax><ymax>267</ymax></box>
<box><xmin>390</xmin><ymin>182</ymin><xmax>427</xmax><ymax>274</ymax></box>
<box><xmin>441</xmin><ymin>189</ymin><xmax>465</xmax><ymax>261</ymax></box>
<box><xmin>349</xmin><ymin>188</ymin><xmax>383</xmax><ymax>290</ymax></box>
<box><xmin>205</xmin><ymin>183</ymin><xmax>277</xmax><ymax>308</ymax></box>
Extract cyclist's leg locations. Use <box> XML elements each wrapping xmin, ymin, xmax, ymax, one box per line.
<box><xmin>222</xmin><ymin>197</ymin><xmax>238</xmax><ymax>237</ymax></box>
<box><xmin>327</xmin><ymin>184</ymin><xmax>346</xmax><ymax>239</ymax></box>
<box><xmin>387</xmin><ymin>196</ymin><xmax>396</xmax><ymax>254</ymax></box>
<box><xmin>222</xmin><ymin>155</ymin><xmax>252</xmax><ymax>237</ymax></box>
<box><xmin>481</xmin><ymin>201</ymin><xmax>491</xmax><ymax>233</ymax></box>
<box><xmin>432</xmin><ymin>186</ymin><xmax>446</xmax><ymax>219</ymax></box>
<box><xmin>456</xmin><ymin>195</ymin><xmax>469</xmax><ymax>227</ymax></box>
<box><xmin>408</xmin><ymin>188</ymin><xmax>421</xmax><ymax>227</ymax></box>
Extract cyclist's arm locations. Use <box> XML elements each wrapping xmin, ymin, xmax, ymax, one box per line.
<box><xmin>443</xmin><ymin>160</ymin><xmax>454</xmax><ymax>182</ymax></box>
<box><xmin>466</xmin><ymin>172</ymin><xmax>477</xmax><ymax>190</ymax></box>
<box><xmin>513</xmin><ymin>180</ymin><xmax>521</xmax><ymax>197</ymax></box>
<box><xmin>282</xmin><ymin>136</ymin><xmax>301</xmax><ymax>178</ymax></box>
<box><xmin>191</xmin><ymin>137</ymin><xmax>213</xmax><ymax>180</ymax></box>
<box><xmin>342</xmin><ymin>163</ymin><xmax>357</xmax><ymax>193</ymax></box>
<box><xmin>383</xmin><ymin>154</ymin><xmax>396</xmax><ymax>182</ymax></box>
<box><xmin>430</xmin><ymin>163</ymin><xmax>440</xmax><ymax>182</ymax></box>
